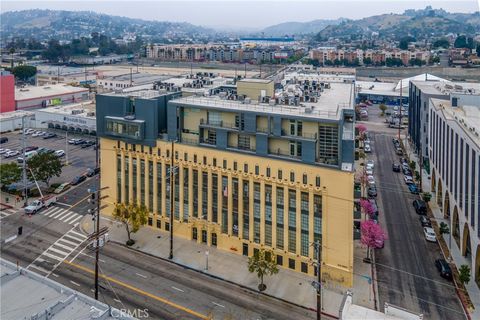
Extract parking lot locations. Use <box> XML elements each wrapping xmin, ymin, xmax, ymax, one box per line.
<box><xmin>0</xmin><ymin>128</ymin><xmax>98</xmax><ymax>187</ymax></box>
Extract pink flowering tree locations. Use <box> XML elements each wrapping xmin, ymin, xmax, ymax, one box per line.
<box><xmin>356</xmin><ymin>124</ymin><xmax>367</xmax><ymax>139</ymax></box>
<box><xmin>360</xmin><ymin>199</ymin><xmax>376</xmax><ymax>218</ymax></box>
<box><xmin>361</xmin><ymin>220</ymin><xmax>387</xmax><ymax>262</ymax></box>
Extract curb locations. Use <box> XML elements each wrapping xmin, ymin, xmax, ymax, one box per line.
<box><xmin>0</xmin><ymin>202</ymin><xmax>14</xmax><ymax>209</ymax></box>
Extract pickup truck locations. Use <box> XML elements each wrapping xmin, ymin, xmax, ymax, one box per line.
<box><xmin>24</xmin><ymin>195</ymin><xmax>57</xmax><ymax>214</ymax></box>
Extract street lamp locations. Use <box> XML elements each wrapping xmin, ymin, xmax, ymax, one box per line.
<box><xmin>205</xmin><ymin>250</ymin><xmax>209</xmax><ymax>271</ymax></box>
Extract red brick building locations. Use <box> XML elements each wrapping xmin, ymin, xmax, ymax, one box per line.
<box><xmin>0</xmin><ymin>70</ymin><xmax>15</xmax><ymax>113</ymax></box>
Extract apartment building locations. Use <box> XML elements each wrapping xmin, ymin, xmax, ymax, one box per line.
<box><xmin>96</xmin><ymin>77</ymin><xmax>356</xmax><ymax>286</ymax></box>
<box><xmin>429</xmin><ymin>91</ymin><xmax>480</xmax><ymax>289</ymax></box>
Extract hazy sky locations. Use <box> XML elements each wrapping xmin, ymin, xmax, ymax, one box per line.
<box><xmin>2</xmin><ymin>0</ymin><xmax>479</xmax><ymax>29</ymax></box>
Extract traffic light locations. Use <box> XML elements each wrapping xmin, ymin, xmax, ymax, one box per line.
<box><xmin>18</xmin><ymin>226</ymin><xmax>23</xmax><ymax>235</ymax></box>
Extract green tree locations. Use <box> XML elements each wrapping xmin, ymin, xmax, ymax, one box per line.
<box><xmin>379</xmin><ymin>104</ymin><xmax>387</xmax><ymax>116</ymax></box>
<box><xmin>458</xmin><ymin>264</ymin><xmax>471</xmax><ymax>285</ymax></box>
<box><xmin>422</xmin><ymin>192</ymin><xmax>432</xmax><ymax>203</ymax></box>
<box><xmin>247</xmin><ymin>249</ymin><xmax>279</xmax><ymax>291</ymax></box>
<box><xmin>27</xmin><ymin>153</ymin><xmax>62</xmax><ymax>188</ymax></box>
<box><xmin>477</xmin><ymin>43</ymin><xmax>480</xmax><ymax>57</ymax></box>
<box><xmin>399</xmin><ymin>36</ymin><xmax>416</xmax><ymax>50</ymax></box>
<box><xmin>0</xmin><ymin>163</ymin><xmax>21</xmax><ymax>187</ymax></box>
<box><xmin>433</xmin><ymin>38</ymin><xmax>450</xmax><ymax>49</ymax></box>
<box><xmin>112</xmin><ymin>202</ymin><xmax>149</xmax><ymax>246</ymax></box>
<box><xmin>9</xmin><ymin>47</ymin><xmax>15</xmax><ymax>68</ymax></box>
<box><xmin>409</xmin><ymin>160</ymin><xmax>416</xmax><ymax>171</ymax></box>
<box><xmin>363</xmin><ymin>57</ymin><xmax>372</xmax><ymax>65</ymax></box>
<box><xmin>11</xmin><ymin>65</ymin><xmax>37</xmax><ymax>81</ymax></box>
<box><xmin>439</xmin><ymin>222</ymin><xmax>450</xmax><ymax>236</ymax></box>
<box><xmin>454</xmin><ymin>35</ymin><xmax>475</xmax><ymax>49</ymax></box>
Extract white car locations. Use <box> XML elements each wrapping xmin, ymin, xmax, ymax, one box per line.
<box><xmin>24</xmin><ymin>129</ymin><xmax>35</xmax><ymax>135</ymax></box>
<box><xmin>424</xmin><ymin>227</ymin><xmax>437</xmax><ymax>242</ymax></box>
<box><xmin>367</xmin><ymin>175</ymin><xmax>375</xmax><ymax>185</ymax></box>
<box><xmin>54</xmin><ymin>150</ymin><xmax>65</xmax><ymax>157</ymax></box>
<box><xmin>0</xmin><ymin>148</ymin><xmax>10</xmax><ymax>154</ymax></box>
<box><xmin>4</xmin><ymin>150</ymin><xmax>19</xmax><ymax>158</ymax></box>
<box><xmin>31</xmin><ymin>131</ymin><xmax>44</xmax><ymax>137</ymax></box>
<box><xmin>404</xmin><ymin>176</ymin><xmax>414</xmax><ymax>184</ymax></box>
<box><xmin>366</xmin><ymin>168</ymin><xmax>373</xmax><ymax>176</ymax></box>
<box><xmin>364</xmin><ymin>145</ymin><xmax>372</xmax><ymax>153</ymax></box>
<box><xmin>366</xmin><ymin>160</ymin><xmax>374</xmax><ymax>169</ymax></box>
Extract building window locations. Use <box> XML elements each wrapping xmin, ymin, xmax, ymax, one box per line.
<box><xmin>183</xmin><ymin>168</ymin><xmax>189</xmax><ymax>222</ymax></box>
<box><xmin>302</xmin><ymin>173</ymin><xmax>307</xmax><ymax>185</ymax></box>
<box><xmin>192</xmin><ymin>227</ymin><xmax>198</xmax><ymax>240</ymax></box>
<box><xmin>157</xmin><ymin>163</ymin><xmax>162</xmax><ymax>216</ymax></box>
<box><xmin>290</xmin><ymin>171</ymin><xmax>295</xmax><ymax>182</ymax></box>
<box><xmin>288</xmin><ymin>258</ymin><xmax>295</xmax><ymax>270</ymax></box>
<box><xmin>194</xmin><ymin>154</ymin><xmax>197</xmax><ymax>163</ymax></box>
<box><xmin>184</xmin><ymin>153</ymin><xmax>188</xmax><ymax>161</ymax></box>
<box><xmin>203</xmin><ymin>156</ymin><xmax>207</xmax><ymax>165</ymax></box>
<box><xmin>202</xmin><ymin>172</ymin><xmax>208</xmax><ymax>219</ymax></box>
<box><xmin>301</xmin><ymin>192</ymin><xmax>309</xmax><ymax>257</ymax></box>
<box><xmin>132</xmin><ymin>158</ymin><xmax>137</xmax><ymax>203</ymax></box>
<box><xmin>141</xmin><ymin>145</ymin><xmax>144</xmax><ymax>153</ymax></box>
<box><xmin>165</xmin><ymin>222</ymin><xmax>170</xmax><ymax>231</ymax></box>
<box><xmin>207</xmin><ymin>130</ymin><xmax>217</xmax><ymax>145</ymax></box>
<box><xmin>238</xmin><ymin>135</ymin><xmax>251</xmax><ymax>150</ymax></box>
<box><xmin>254</xmin><ymin>182</ymin><xmax>261</xmax><ymax>243</ymax></box>
<box><xmin>288</xmin><ymin>189</ymin><xmax>296</xmax><ymax>254</ymax></box>
<box><xmin>140</xmin><ymin>160</ymin><xmax>145</xmax><ymax>207</ymax></box>
<box><xmin>166</xmin><ymin>149</ymin><xmax>170</xmax><ymax>158</ymax></box>
<box><xmin>116</xmin><ymin>155</ymin><xmax>122</xmax><ymax>202</ymax></box>
<box><xmin>276</xmin><ymin>187</ymin><xmax>284</xmax><ymax>249</ymax></box>
<box><xmin>276</xmin><ymin>255</ymin><xmax>283</xmax><ymax>266</ymax></box>
<box><xmin>149</xmin><ymin>147</ymin><xmax>152</xmax><ymax>154</ymax></box>
<box><xmin>301</xmin><ymin>262</ymin><xmax>308</xmax><ymax>273</ymax></box>
<box><xmin>213</xmin><ymin>158</ymin><xmax>217</xmax><ymax>167</ymax></box>
<box><xmin>255</xmin><ymin>165</ymin><xmax>259</xmax><ymax>175</ymax></box>
<box><xmin>318</xmin><ymin>124</ymin><xmax>339</xmax><ymax>165</ymax></box>
<box><xmin>148</xmin><ymin>161</ymin><xmax>153</xmax><ymax>211</ymax></box>
<box><xmin>222</xmin><ymin>176</ymin><xmax>228</xmax><ymax>234</ymax></box>
<box><xmin>244</xmin><ymin>163</ymin><xmax>248</xmax><ymax>173</ymax></box>
<box><xmin>314</xmin><ymin>195</ymin><xmax>322</xmax><ymax>244</ymax></box>
<box><xmin>223</xmin><ymin>159</ymin><xmax>227</xmax><ymax>169</ymax></box>
<box><xmin>156</xmin><ymin>219</ymin><xmax>161</xmax><ymax>229</ymax></box>
<box><xmin>232</xmin><ymin>178</ymin><xmax>239</xmax><ymax>236</ymax></box>
<box><xmin>315</xmin><ymin>176</ymin><xmax>321</xmax><ymax>187</ymax></box>
<box><xmin>233</xmin><ymin>161</ymin><xmax>237</xmax><ymax>171</ymax></box>
<box><xmin>278</xmin><ymin>169</ymin><xmax>283</xmax><ymax>180</ymax></box>
<box><xmin>265</xmin><ymin>184</ymin><xmax>273</xmax><ymax>246</ymax></box>
<box><xmin>243</xmin><ymin>180</ymin><xmax>250</xmax><ymax>240</ymax></box>
<box><xmin>212</xmin><ymin>173</ymin><xmax>218</xmax><ymax>223</ymax></box>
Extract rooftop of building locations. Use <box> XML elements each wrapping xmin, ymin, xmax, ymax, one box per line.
<box><xmin>0</xmin><ymin>110</ymin><xmax>34</xmax><ymax>121</ymax></box>
<box><xmin>172</xmin><ymin>80</ymin><xmax>354</xmax><ymax>121</ymax></box>
<box><xmin>238</xmin><ymin>78</ymin><xmax>273</xmax><ymax>84</ymax></box>
<box><xmin>411</xmin><ymin>79</ymin><xmax>480</xmax><ymax>95</ymax></box>
<box><xmin>36</xmin><ymin>65</ymin><xmax>96</xmax><ymax>76</ymax></box>
<box><xmin>0</xmin><ymin>259</ymin><xmax>131</xmax><ymax>320</ymax></box>
<box><xmin>15</xmin><ymin>84</ymin><xmax>89</xmax><ymax>101</ymax></box>
<box><xmin>35</xmin><ymin>100</ymin><xmax>96</xmax><ymax>118</ymax></box>
<box><xmin>357</xmin><ymin>74</ymin><xmax>447</xmax><ymax>97</ymax></box>
<box><xmin>430</xmin><ymin>97</ymin><xmax>480</xmax><ymax>147</ymax></box>
<box><xmin>102</xmin><ymin>88</ymin><xmax>174</xmax><ymax>100</ymax></box>
<box><xmin>101</xmin><ymin>72</ymin><xmax>170</xmax><ymax>84</ymax></box>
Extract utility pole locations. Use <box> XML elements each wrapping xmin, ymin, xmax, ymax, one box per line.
<box><xmin>311</xmin><ymin>240</ymin><xmax>322</xmax><ymax>320</ymax></box>
<box><xmin>244</xmin><ymin>63</ymin><xmax>247</xmax><ymax>78</ymax></box>
<box><xmin>57</xmin><ymin>66</ymin><xmax>60</xmax><ymax>84</ymax></box>
<box><xmin>398</xmin><ymin>80</ymin><xmax>402</xmax><ymax>141</ymax></box>
<box><xmin>21</xmin><ymin>116</ymin><xmax>28</xmax><ymax>207</ymax></box>
<box><xmin>84</xmin><ymin>65</ymin><xmax>87</xmax><ymax>83</ymax></box>
<box><xmin>169</xmin><ymin>140</ymin><xmax>175</xmax><ymax>260</ymax></box>
<box><xmin>130</xmin><ymin>68</ymin><xmax>133</xmax><ymax>87</ymax></box>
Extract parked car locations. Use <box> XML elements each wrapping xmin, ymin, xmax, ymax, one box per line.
<box><xmin>54</xmin><ymin>150</ymin><xmax>65</xmax><ymax>157</ymax></box>
<box><xmin>85</xmin><ymin>167</ymin><xmax>100</xmax><ymax>177</ymax></box>
<box><xmin>396</xmin><ymin>148</ymin><xmax>403</xmax><ymax>156</ymax></box>
<box><xmin>366</xmin><ymin>168</ymin><xmax>373</xmax><ymax>176</ymax></box>
<box><xmin>0</xmin><ymin>137</ymin><xmax>8</xmax><ymax>144</ymax></box>
<box><xmin>435</xmin><ymin>259</ymin><xmax>453</xmax><ymax>280</ymax></box>
<box><xmin>403</xmin><ymin>168</ymin><xmax>412</xmax><ymax>176</ymax></box>
<box><xmin>368</xmin><ymin>186</ymin><xmax>377</xmax><ymax>198</ymax></box>
<box><xmin>54</xmin><ymin>182</ymin><xmax>71</xmax><ymax>194</ymax></box>
<box><xmin>367</xmin><ymin>175</ymin><xmax>375</xmax><ymax>185</ymax></box>
<box><xmin>81</xmin><ymin>141</ymin><xmax>95</xmax><ymax>148</ymax></box>
<box><xmin>364</xmin><ymin>145</ymin><xmax>372</xmax><ymax>153</ymax></box>
<box><xmin>413</xmin><ymin>199</ymin><xmax>427</xmax><ymax>215</ymax></box>
<box><xmin>366</xmin><ymin>160</ymin><xmax>374</xmax><ymax>169</ymax></box>
<box><xmin>68</xmin><ymin>138</ymin><xmax>78</xmax><ymax>144</ymax></box>
<box><xmin>424</xmin><ymin>227</ymin><xmax>437</xmax><ymax>242</ymax></box>
<box><xmin>71</xmin><ymin>175</ymin><xmax>87</xmax><ymax>185</ymax></box>
<box><xmin>4</xmin><ymin>150</ymin><xmax>19</xmax><ymax>158</ymax></box>
<box><xmin>392</xmin><ymin>138</ymin><xmax>399</xmax><ymax>145</ymax></box>
<box><xmin>419</xmin><ymin>216</ymin><xmax>432</xmax><ymax>227</ymax></box>
<box><xmin>399</xmin><ymin>157</ymin><xmax>408</xmax><ymax>165</ymax></box>
<box><xmin>31</xmin><ymin>131</ymin><xmax>44</xmax><ymax>137</ymax></box>
<box><xmin>404</xmin><ymin>176</ymin><xmax>414</xmax><ymax>184</ymax></box>
<box><xmin>24</xmin><ymin>128</ymin><xmax>35</xmax><ymax>135</ymax></box>
<box><xmin>23</xmin><ymin>146</ymin><xmax>39</xmax><ymax>152</ymax></box>
<box><xmin>0</xmin><ymin>148</ymin><xmax>10</xmax><ymax>154</ymax></box>
<box><xmin>408</xmin><ymin>184</ymin><xmax>419</xmax><ymax>194</ymax></box>
<box><xmin>392</xmin><ymin>163</ymin><xmax>401</xmax><ymax>172</ymax></box>
<box><xmin>43</xmin><ymin>133</ymin><xmax>57</xmax><ymax>139</ymax></box>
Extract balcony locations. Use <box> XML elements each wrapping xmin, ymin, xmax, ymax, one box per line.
<box><xmin>227</xmin><ymin>144</ymin><xmax>256</xmax><ymax>154</ymax></box>
<box><xmin>268</xmin><ymin>148</ymin><xmax>301</xmax><ymax>161</ymax></box>
<box><xmin>199</xmin><ymin>118</ymin><xmax>238</xmax><ymax>131</ymax></box>
<box><xmin>280</xmin><ymin>129</ymin><xmax>317</xmax><ymax>141</ymax></box>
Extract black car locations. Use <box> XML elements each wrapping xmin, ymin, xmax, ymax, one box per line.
<box><xmin>23</xmin><ymin>146</ymin><xmax>39</xmax><ymax>152</ymax></box>
<box><xmin>71</xmin><ymin>175</ymin><xmax>87</xmax><ymax>185</ymax></box>
<box><xmin>368</xmin><ymin>186</ymin><xmax>377</xmax><ymax>198</ymax></box>
<box><xmin>435</xmin><ymin>259</ymin><xmax>453</xmax><ymax>280</ymax></box>
<box><xmin>85</xmin><ymin>167</ymin><xmax>100</xmax><ymax>177</ymax></box>
<box><xmin>392</xmin><ymin>163</ymin><xmax>401</xmax><ymax>172</ymax></box>
<box><xmin>392</xmin><ymin>138</ymin><xmax>399</xmax><ymax>144</ymax></box>
<box><xmin>43</xmin><ymin>133</ymin><xmax>57</xmax><ymax>139</ymax></box>
<box><xmin>413</xmin><ymin>199</ymin><xmax>427</xmax><ymax>215</ymax></box>
<box><xmin>419</xmin><ymin>216</ymin><xmax>432</xmax><ymax>227</ymax></box>
<box><xmin>0</xmin><ymin>137</ymin><xmax>8</xmax><ymax>144</ymax></box>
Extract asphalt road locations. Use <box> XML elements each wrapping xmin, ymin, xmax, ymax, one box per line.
<box><xmin>371</xmin><ymin>132</ymin><xmax>465</xmax><ymax>319</ymax></box>
<box><xmin>1</xmin><ymin>207</ymin><xmax>317</xmax><ymax>320</ymax></box>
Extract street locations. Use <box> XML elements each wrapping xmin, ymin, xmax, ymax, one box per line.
<box><xmin>0</xmin><ymin>205</ymin><xmax>316</xmax><ymax>320</ymax></box>
<box><xmin>361</xmin><ymin>105</ymin><xmax>465</xmax><ymax>319</ymax></box>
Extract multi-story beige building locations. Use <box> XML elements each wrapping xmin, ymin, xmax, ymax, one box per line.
<box><xmin>96</xmin><ymin>77</ymin><xmax>356</xmax><ymax>286</ymax></box>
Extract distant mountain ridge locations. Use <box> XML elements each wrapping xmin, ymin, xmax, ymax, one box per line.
<box><xmin>259</xmin><ymin>19</ymin><xmax>346</xmax><ymax>36</ymax></box>
<box><xmin>0</xmin><ymin>9</ymin><xmax>217</xmax><ymax>42</ymax></box>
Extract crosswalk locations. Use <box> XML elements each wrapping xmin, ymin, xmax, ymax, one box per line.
<box><xmin>41</xmin><ymin>206</ymin><xmax>83</xmax><ymax>225</ymax></box>
<box><xmin>0</xmin><ymin>207</ymin><xmax>17</xmax><ymax>220</ymax></box>
<box><xmin>27</xmin><ymin>227</ymin><xmax>88</xmax><ymax>277</ymax></box>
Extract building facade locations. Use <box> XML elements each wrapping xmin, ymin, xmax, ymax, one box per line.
<box><xmin>97</xmin><ymin>80</ymin><xmax>355</xmax><ymax>286</ymax></box>
<box><xmin>0</xmin><ymin>70</ymin><xmax>15</xmax><ymax>113</ymax></box>
<box><xmin>429</xmin><ymin>93</ymin><xmax>480</xmax><ymax>289</ymax></box>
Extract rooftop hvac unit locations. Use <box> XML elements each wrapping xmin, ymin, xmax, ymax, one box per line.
<box><xmin>305</xmin><ymin>106</ymin><xmax>313</xmax><ymax>113</ymax></box>
<box><xmin>86</xmin><ymin>112</ymin><xmax>95</xmax><ymax>117</ymax></box>
<box><xmin>71</xmin><ymin>109</ymin><xmax>83</xmax><ymax>115</ymax></box>
<box><xmin>454</xmin><ymin>84</ymin><xmax>463</xmax><ymax>90</ymax></box>
<box><xmin>269</xmin><ymin>100</ymin><xmax>275</xmax><ymax>106</ymax></box>
<box><xmin>244</xmin><ymin>97</ymin><xmax>251</xmax><ymax>104</ymax></box>
<box><xmin>219</xmin><ymin>92</ymin><xmax>227</xmax><ymax>99</ymax></box>
<box><xmin>444</xmin><ymin>84</ymin><xmax>454</xmax><ymax>89</ymax></box>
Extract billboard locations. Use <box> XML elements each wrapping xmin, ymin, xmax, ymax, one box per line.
<box><xmin>274</xmin><ymin>52</ymin><xmax>289</xmax><ymax>59</ymax></box>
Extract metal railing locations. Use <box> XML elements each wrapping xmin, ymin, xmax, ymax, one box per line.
<box><xmin>280</xmin><ymin>129</ymin><xmax>317</xmax><ymax>139</ymax></box>
<box><xmin>268</xmin><ymin>148</ymin><xmax>301</xmax><ymax>159</ymax></box>
<box><xmin>199</xmin><ymin>118</ymin><xmax>238</xmax><ymax>129</ymax></box>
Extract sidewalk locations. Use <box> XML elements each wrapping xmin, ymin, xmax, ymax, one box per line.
<box><xmin>402</xmin><ymin>135</ymin><xmax>480</xmax><ymax>318</ymax></box>
<box><xmin>81</xmin><ymin>215</ymin><xmax>375</xmax><ymax>317</ymax></box>
<box><xmin>0</xmin><ymin>190</ymin><xmax>27</xmax><ymax>210</ymax></box>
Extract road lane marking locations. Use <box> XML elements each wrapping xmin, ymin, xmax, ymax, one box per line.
<box><xmin>171</xmin><ymin>286</ymin><xmax>184</xmax><ymax>292</ymax></box>
<box><xmin>69</xmin><ymin>216</ymin><xmax>82</xmax><ymax>224</ymax></box>
<box><xmin>56</xmin><ymin>202</ymin><xmax>73</xmax><ymax>207</ymax></box>
<box><xmin>64</xmin><ymin>213</ymin><xmax>81</xmax><ymax>224</ymax></box>
<box><xmin>51</xmin><ymin>273</ymin><xmax>59</xmax><ymax>277</ymax></box>
<box><xmin>212</xmin><ymin>302</ymin><xmax>225</xmax><ymax>308</ymax></box>
<box><xmin>64</xmin><ymin>260</ymin><xmax>209</xmax><ymax>320</ymax></box>
<box><xmin>135</xmin><ymin>272</ymin><xmax>147</xmax><ymax>279</ymax></box>
<box><xmin>70</xmin><ymin>280</ymin><xmax>81</xmax><ymax>287</ymax></box>
<box><xmin>44</xmin><ymin>207</ymin><xmax>62</xmax><ymax>217</ymax></box>
<box><xmin>114</xmin><ymin>298</ymin><xmax>121</xmax><ymax>303</ymax></box>
<box><xmin>59</xmin><ymin>211</ymin><xmax>76</xmax><ymax>221</ymax></box>
<box><xmin>80</xmin><ymin>252</ymin><xmax>105</xmax><ymax>263</ymax></box>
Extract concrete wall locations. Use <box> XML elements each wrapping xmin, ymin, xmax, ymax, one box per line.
<box><xmin>237</xmin><ymin>80</ymin><xmax>274</xmax><ymax>100</ymax></box>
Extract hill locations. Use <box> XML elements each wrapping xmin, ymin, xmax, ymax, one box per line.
<box><xmin>260</xmin><ymin>19</ymin><xmax>345</xmax><ymax>36</ymax></box>
<box><xmin>0</xmin><ymin>9</ymin><xmax>217</xmax><ymax>42</ymax></box>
